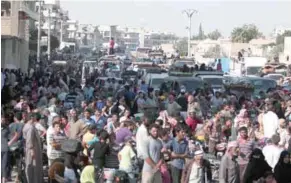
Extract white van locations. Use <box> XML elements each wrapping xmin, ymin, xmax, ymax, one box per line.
<box><xmin>145</xmin><ymin>73</ymin><xmax>168</xmax><ymax>90</ymax></box>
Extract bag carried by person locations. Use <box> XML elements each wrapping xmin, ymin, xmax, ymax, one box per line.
<box><xmin>61</xmin><ymin>139</ymin><xmax>83</xmax><ymax>153</ymax></box>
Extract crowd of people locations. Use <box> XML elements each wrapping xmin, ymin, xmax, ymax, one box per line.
<box><xmin>1</xmin><ymin>60</ymin><xmax>291</xmax><ymax>183</ymax></box>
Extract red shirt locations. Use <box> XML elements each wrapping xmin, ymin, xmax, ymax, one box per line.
<box><xmin>186</xmin><ymin>117</ymin><xmax>202</xmax><ymax>131</ymax></box>
<box><xmin>109</xmin><ymin>40</ymin><xmax>115</xmax><ymax>48</ymax></box>
<box><xmin>217</xmin><ymin>63</ymin><xmax>222</xmax><ymax>71</ymax></box>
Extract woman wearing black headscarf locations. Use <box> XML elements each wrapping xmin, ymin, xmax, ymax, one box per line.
<box><xmin>243</xmin><ymin>148</ymin><xmax>272</xmax><ymax>183</ymax></box>
<box><xmin>274</xmin><ymin>151</ymin><xmax>291</xmax><ymax>183</ymax></box>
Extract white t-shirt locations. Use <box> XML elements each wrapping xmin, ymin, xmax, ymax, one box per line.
<box><xmin>262</xmin><ymin>111</ymin><xmax>279</xmax><ymax>138</ymax></box>
<box><xmin>136</xmin><ymin>124</ymin><xmax>149</xmax><ymax>159</ymax></box>
<box><xmin>35</xmin><ymin>123</ymin><xmax>46</xmax><ymax>136</ymax></box>
<box><xmin>262</xmin><ymin>144</ymin><xmax>283</xmax><ymax>169</ymax></box>
<box><xmin>189</xmin><ymin>163</ymin><xmax>202</xmax><ymax>183</ymax></box>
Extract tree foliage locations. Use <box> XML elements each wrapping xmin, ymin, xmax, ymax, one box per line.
<box><xmin>207</xmin><ymin>29</ymin><xmax>222</xmax><ymax>40</ymax></box>
<box><xmin>174</xmin><ymin>38</ymin><xmax>188</xmax><ymax>56</ymax></box>
<box><xmin>276</xmin><ymin>30</ymin><xmax>291</xmax><ymax>45</ymax></box>
<box><xmin>231</xmin><ymin>24</ymin><xmax>262</xmax><ymax>43</ymax></box>
<box><xmin>203</xmin><ymin>45</ymin><xmax>225</xmax><ymax>58</ymax></box>
<box><xmin>29</xmin><ymin>29</ymin><xmax>60</xmax><ymax>52</ymax></box>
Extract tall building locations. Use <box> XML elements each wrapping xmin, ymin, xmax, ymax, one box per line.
<box><xmin>1</xmin><ymin>0</ymin><xmax>38</xmax><ymax>72</ymax></box>
<box><xmin>35</xmin><ymin>0</ymin><xmax>68</xmax><ymax>45</ymax></box>
<box><xmin>65</xmin><ymin>20</ymin><xmax>78</xmax><ymax>41</ymax></box>
<box><xmin>76</xmin><ymin>24</ymin><xmax>101</xmax><ymax>47</ymax></box>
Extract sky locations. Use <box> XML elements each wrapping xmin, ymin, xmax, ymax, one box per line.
<box><xmin>60</xmin><ymin>0</ymin><xmax>291</xmax><ymax>37</ymax></box>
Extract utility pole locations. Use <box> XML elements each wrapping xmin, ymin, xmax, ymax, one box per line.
<box><xmin>48</xmin><ymin>8</ymin><xmax>51</xmax><ymax>61</ymax></box>
<box><xmin>37</xmin><ymin>1</ymin><xmax>42</xmax><ymax>63</ymax></box>
<box><xmin>60</xmin><ymin>20</ymin><xmax>63</xmax><ymax>43</ymax></box>
<box><xmin>182</xmin><ymin>9</ymin><xmax>197</xmax><ymax>57</ymax></box>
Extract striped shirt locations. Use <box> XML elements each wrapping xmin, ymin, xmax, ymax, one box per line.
<box><xmin>48</xmin><ymin>132</ymin><xmax>67</xmax><ymax>160</ymax></box>
<box><xmin>237</xmin><ymin>139</ymin><xmax>255</xmax><ymax>164</ymax></box>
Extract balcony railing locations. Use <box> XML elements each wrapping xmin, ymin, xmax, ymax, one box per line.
<box><xmin>19</xmin><ymin>1</ymin><xmax>38</xmax><ymax>20</ymax></box>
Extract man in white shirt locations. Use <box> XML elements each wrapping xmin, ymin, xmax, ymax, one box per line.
<box><xmin>262</xmin><ymin>105</ymin><xmax>279</xmax><ymax>138</ymax></box>
<box><xmin>136</xmin><ymin>116</ymin><xmax>150</xmax><ymax>159</ymax></box>
<box><xmin>262</xmin><ymin>134</ymin><xmax>284</xmax><ymax>169</ymax></box>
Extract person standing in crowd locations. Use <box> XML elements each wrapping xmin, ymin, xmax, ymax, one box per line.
<box><xmin>262</xmin><ymin>104</ymin><xmax>279</xmax><ymax>138</ymax></box>
<box><xmin>48</xmin><ymin>120</ymin><xmax>67</xmax><ymax>165</ymax></box>
<box><xmin>169</xmin><ymin>125</ymin><xmax>189</xmax><ymax>183</ymax></box>
<box><xmin>219</xmin><ymin>141</ymin><xmax>240</xmax><ymax>183</ymax></box>
<box><xmin>186</xmin><ymin>108</ymin><xmax>202</xmax><ymax>132</ymax></box>
<box><xmin>142</xmin><ymin>124</ymin><xmax>163</xmax><ymax>183</ymax></box>
<box><xmin>91</xmin><ymin>109</ymin><xmax>107</xmax><ymax>129</ymax></box>
<box><xmin>262</xmin><ymin>134</ymin><xmax>284</xmax><ymax>169</ymax></box>
<box><xmin>22</xmin><ymin>113</ymin><xmax>43</xmax><ymax>183</ymax></box>
<box><xmin>109</xmin><ymin>37</ymin><xmax>115</xmax><ymax>55</ymax></box>
<box><xmin>181</xmin><ymin>150</ymin><xmax>212</xmax><ymax>183</ymax></box>
<box><xmin>274</xmin><ymin>151</ymin><xmax>291</xmax><ymax>183</ymax></box>
<box><xmin>118</xmin><ymin>136</ymin><xmax>137</xmax><ymax>183</ymax></box>
<box><xmin>237</xmin><ymin>127</ymin><xmax>255</xmax><ymax>182</ymax></box>
<box><xmin>243</xmin><ymin>148</ymin><xmax>272</xmax><ymax>183</ymax></box>
<box><xmin>2</xmin><ymin>115</ymin><xmax>10</xmax><ymax>183</ymax></box>
<box><xmin>166</xmin><ymin>93</ymin><xmax>181</xmax><ymax>117</ymax></box>
<box><xmin>136</xmin><ymin>116</ymin><xmax>150</xmax><ymax>159</ymax></box>
<box><xmin>8</xmin><ymin>112</ymin><xmax>25</xmax><ymax>181</ymax></box>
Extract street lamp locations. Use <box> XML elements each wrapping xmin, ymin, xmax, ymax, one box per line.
<box><xmin>182</xmin><ymin>9</ymin><xmax>197</xmax><ymax>57</ymax></box>
<box><xmin>37</xmin><ymin>0</ymin><xmax>44</xmax><ymax>63</ymax></box>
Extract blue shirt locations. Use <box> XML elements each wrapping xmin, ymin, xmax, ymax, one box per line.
<box><xmin>124</xmin><ymin>91</ymin><xmax>135</xmax><ymax>101</ymax></box>
<box><xmin>91</xmin><ymin>115</ymin><xmax>107</xmax><ymax>129</ymax></box>
<box><xmin>83</xmin><ymin>118</ymin><xmax>95</xmax><ymax>126</ymax></box>
<box><xmin>96</xmin><ymin>101</ymin><xmax>105</xmax><ymax>111</ymax></box>
<box><xmin>170</xmin><ymin>138</ymin><xmax>188</xmax><ymax>169</ymax></box>
<box><xmin>140</xmin><ymin>84</ymin><xmax>148</xmax><ymax>93</ymax></box>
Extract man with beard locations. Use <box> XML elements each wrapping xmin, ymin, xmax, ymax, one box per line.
<box><xmin>142</xmin><ymin>124</ymin><xmax>163</xmax><ymax>183</ymax></box>
<box><xmin>136</xmin><ymin>116</ymin><xmax>151</xmax><ymax>159</ymax></box>
<box><xmin>219</xmin><ymin>141</ymin><xmax>240</xmax><ymax>183</ymax></box>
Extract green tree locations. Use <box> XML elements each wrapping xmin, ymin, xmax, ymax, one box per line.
<box><xmin>174</xmin><ymin>38</ymin><xmax>188</xmax><ymax>56</ymax></box>
<box><xmin>231</xmin><ymin>24</ymin><xmax>262</xmax><ymax>43</ymax></box>
<box><xmin>204</xmin><ymin>45</ymin><xmax>225</xmax><ymax>58</ymax></box>
<box><xmin>207</xmin><ymin>29</ymin><xmax>222</xmax><ymax>40</ymax></box>
<box><xmin>198</xmin><ymin>23</ymin><xmax>205</xmax><ymax>40</ymax></box>
<box><xmin>29</xmin><ymin>29</ymin><xmax>60</xmax><ymax>52</ymax></box>
<box><xmin>276</xmin><ymin>30</ymin><xmax>291</xmax><ymax>45</ymax></box>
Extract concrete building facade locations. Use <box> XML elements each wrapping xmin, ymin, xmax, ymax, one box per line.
<box><xmin>1</xmin><ymin>0</ymin><xmax>38</xmax><ymax>72</ymax></box>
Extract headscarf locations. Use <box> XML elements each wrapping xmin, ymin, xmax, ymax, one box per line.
<box><xmin>243</xmin><ymin>148</ymin><xmax>272</xmax><ymax>183</ymax></box>
<box><xmin>80</xmin><ymin>165</ymin><xmax>95</xmax><ymax>183</ymax></box>
<box><xmin>276</xmin><ymin>150</ymin><xmax>290</xmax><ymax>166</ymax></box>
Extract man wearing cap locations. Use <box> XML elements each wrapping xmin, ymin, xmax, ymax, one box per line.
<box><xmin>219</xmin><ymin>141</ymin><xmax>240</xmax><ymax>183</ymax></box>
<box><xmin>181</xmin><ymin>150</ymin><xmax>212</xmax><ymax>183</ymax></box>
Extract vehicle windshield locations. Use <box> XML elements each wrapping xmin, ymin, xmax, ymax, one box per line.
<box><xmin>203</xmin><ymin>78</ymin><xmax>223</xmax><ymax>86</ymax></box>
<box><xmin>175</xmin><ymin>61</ymin><xmax>194</xmax><ymax>66</ymax></box>
<box><xmin>265</xmin><ymin>75</ymin><xmax>283</xmax><ymax>81</ymax></box>
<box><xmin>151</xmin><ymin>78</ymin><xmax>165</xmax><ymax>86</ymax></box>
<box><xmin>248</xmin><ymin>79</ymin><xmax>277</xmax><ymax>91</ymax></box>
<box><xmin>180</xmin><ymin>79</ymin><xmax>203</xmax><ymax>91</ymax></box>
<box><xmin>246</xmin><ymin>67</ymin><xmax>261</xmax><ymax>75</ymax></box>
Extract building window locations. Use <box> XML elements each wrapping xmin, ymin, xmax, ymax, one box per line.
<box><xmin>1</xmin><ymin>1</ymin><xmax>11</xmax><ymax>16</ymax></box>
<box><xmin>12</xmin><ymin>39</ymin><xmax>16</xmax><ymax>54</ymax></box>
